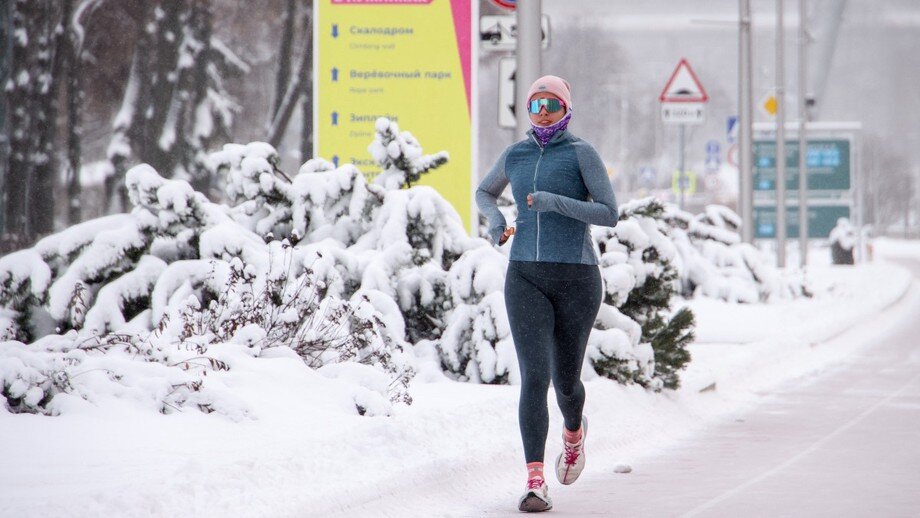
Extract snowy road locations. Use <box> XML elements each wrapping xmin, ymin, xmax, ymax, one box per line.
<box><xmin>539</xmin><ymin>258</ymin><xmax>920</xmax><ymax>518</ymax></box>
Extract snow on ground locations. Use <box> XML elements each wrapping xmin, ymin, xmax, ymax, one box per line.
<box><xmin>1</xmin><ymin>241</ymin><xmax>918</xmax><ymax>518</ymax></box>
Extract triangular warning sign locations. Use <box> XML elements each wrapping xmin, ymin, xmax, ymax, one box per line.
<box><xmin>659</xmin><ymin>58</ymin><xmax>709</xmax><ymax>103</ymax></box>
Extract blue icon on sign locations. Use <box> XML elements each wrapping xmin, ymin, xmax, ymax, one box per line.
<box><xmin>639</xmin><ymin>167</ymin><xmax>656</xmax><ymax>188</ymax></box>
<box><xmin>759</xmin><ymin>223</ymin><xmax>775</xmax><ymax>235</ymax></box>
<box><xmin>706</xmin><ymin>140</ymin><xmax>721</xmax><ymax>156</ymax></box>
<box><xmin>726</xmin><ymin>116</ymin><xmax>738</xmax><ymax>144</ymax></box>
<box><xmin>807</xmin><ymin>149</ymin><xmax>821</xmax><ymax>167</ymax></box>
<box><xmin>758</xmin><ymin>156</ymin><xmax>772</xmax><ymax>168</ymax></box>
<box><xmin>758</xmin><ymin>180</ymin><xmax>772</xmax><ymax>190</ymax></box>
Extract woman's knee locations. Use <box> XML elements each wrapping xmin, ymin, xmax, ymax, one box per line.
<box><xmin>521</xmin><ymin>373</ymin><xmax>551</xmax><ymax>394</ymax></box>
<box><xmin>553</xmin><ymin>379</ymin><xmax>584</xmax><ymax>399</ymax></box>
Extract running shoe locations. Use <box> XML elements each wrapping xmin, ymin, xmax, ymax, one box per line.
<box><xmin>518</xmin><ymin>477</ymin><xmax>552</xmax><ymax>512</ymax></box>
<box><xmin>555</xmin><ymin>415</ymin><xmax>588</xmax><ymax>485</ymax></box>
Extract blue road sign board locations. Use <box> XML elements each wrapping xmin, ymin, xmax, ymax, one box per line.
<box><xmin>754</xmin><ymin>204</ymin><xmax>850</xmax><ymax>239</ymax></box>
<box><xmin>727</xmin><ymin>116</ymin><xmax>738</xmax><ymax>144</ymax></box>
<box><xmin>706</xmin><ymin>140</ymin><xmax>720</xmax><ymax>157</ymax></box>
<box><xmin>753</xmin><ymin>139</ymin><xmax>851</xmax><ymax>191</ymax></box>
<box><xmin>705</xmin><ymin>140</ymin><xmax>721</xmax><ymax>173</ymax></box>
<box><xmin>639</xmin><ymin>166</ymin><xmax>656</xmax><ymax>188</ymax></box>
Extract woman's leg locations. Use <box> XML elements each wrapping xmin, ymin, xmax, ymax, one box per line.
<box><xmin>505</xmin><ymin>263</ymin><xmax>556</xmax><ymax>463</ymax></box>
<box><xmin>549</xmin><ymin>268</ymin><xmax>602</xmax><ymax>432</ymax></box>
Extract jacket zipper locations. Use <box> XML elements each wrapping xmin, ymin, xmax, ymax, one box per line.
<box><xmin>531</xmin><ymin>135</ymin><xmax>544</xmax><ymax>261</ymax></box>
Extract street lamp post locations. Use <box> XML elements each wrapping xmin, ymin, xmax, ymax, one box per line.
<box><xmin>739</xmin><ymin>0</ymin><xmax>754</xmax><ymax>243</ymax></box>
<box><xmin>776</xmin><ymin>0</ymin><xmax>787</xmax><ymax>268</ymax></box>
<box><xmin>797</xmin><ymin>0</ymin><xmax>809</xmax><ymax>267</ymax></box>
<box><xmin>515</xmin><ymin>0</ymin><xmax>542</xmax><ymax>136</ymax></box>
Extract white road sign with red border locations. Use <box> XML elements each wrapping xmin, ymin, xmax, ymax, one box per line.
<box><xmin>660</xmin><ymin>58</ymin><xmax>708</xmax><ymax>125</ymax></box>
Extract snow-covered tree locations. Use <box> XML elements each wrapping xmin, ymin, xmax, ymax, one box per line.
<box><xmin>591</xmin><ymin>198</ymin><xmax>693</xmax><ymax>389</ymax></box>
<box><xmin>829</xmin><ymin>217</ymin><xmax>856</xmax><ymax>265</ymax></box>
<box><xmin>369</xmin><ymin>118</ymin><xmax>449</xmax><ymax>189</ymax></box>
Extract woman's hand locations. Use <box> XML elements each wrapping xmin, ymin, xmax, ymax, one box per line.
<box><xmin>499</xmin><ymin>226</ymin><xmax>516</xmax><ymax>245</ymax></box>
<box><xmin>527</xmin><ymin>194</ymin><xmax>534</xmax><ymax>208</ymax></box>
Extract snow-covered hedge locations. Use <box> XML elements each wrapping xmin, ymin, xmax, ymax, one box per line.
<box><xmin>0</xmin><ymin>118</ymin><xmax>474</xmax><ymax>417</ymax></box>
<box><xmin>664</xmin><ymin>203</ymin><xmax>809</xmax><ymax>302</ymax></box>
<box><xmin>1</xmin><ymin>118</ymin><xmax>810</xmax><ymax>417</ymax></box>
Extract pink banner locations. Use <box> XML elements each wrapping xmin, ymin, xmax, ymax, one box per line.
<box><xmin>449</xmin><ymin>0</ymin><xmax>471</xmax><ymax>117</ymax></box>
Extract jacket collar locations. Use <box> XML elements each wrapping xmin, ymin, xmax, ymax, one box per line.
<box><xmin>527</xmin><ymin>128</ymin><xmax>571</xmax><ymax>148</ymax></box>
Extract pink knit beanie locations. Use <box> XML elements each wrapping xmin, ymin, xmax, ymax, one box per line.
<box><xmin>526</xmin><ymin>75</ymin><xmax>573</xmax><ymax>110</ymax></box>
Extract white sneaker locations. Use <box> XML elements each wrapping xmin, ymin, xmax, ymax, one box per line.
<box><xmin>518</xmin><ymin>477</ymin><xmax>553</xmax><ymax>512</ymax></box>
<box><xmin>555</xmin><ymin>415</ymin><xmax>588</xmax><ymax>485</ymax></box>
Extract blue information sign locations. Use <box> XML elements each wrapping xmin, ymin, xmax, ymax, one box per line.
<box><xmin>753</xmin><ymin>139</ymin><xmax>851</xmax><ymax>191</ymax></box>
<box><xmin>753</xmin><ymin>204</ymin><xmax>851</xmax><ymax>239</ymax></box>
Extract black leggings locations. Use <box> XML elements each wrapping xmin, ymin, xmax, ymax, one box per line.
<box><xmin>504</xmin><ymin>260</ymin><xmax>603</xmax><ymax>463</ymax></box>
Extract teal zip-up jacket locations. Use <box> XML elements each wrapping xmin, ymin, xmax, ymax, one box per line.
<box><xmin>476</xmin><ymin>129</ymin><xmax>618</xmax><ymax>265</ymax></box>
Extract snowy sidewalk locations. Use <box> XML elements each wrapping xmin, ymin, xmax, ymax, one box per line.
<box><xmin>547</xmin><ymin>258</ymin><xmax>920</xmax><ymax>518</ymax></box>
<box><xmin>312</xmin><ymin>262</ymin><xmax>918</xmax><ymax>517</ymax></box>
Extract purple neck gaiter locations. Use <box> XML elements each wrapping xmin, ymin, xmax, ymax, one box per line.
<box><xmin>532</xmin><ymin>111</ymin><xmax>572</xmax><ymax>147</ymax></box>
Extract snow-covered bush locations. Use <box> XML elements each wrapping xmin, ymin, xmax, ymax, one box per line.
<box><xmin>369</xmin><ymin>117</ymin><xmax>449</xmax><ymax>189</ymax></box>
<box><xmin>436</xmin><ymin>246</ymin><xmax>515</xmax><ymax>384</ymax></box>
<box><xmin>664</xmin><ymin>202</ymin><xmax>808</xmax><ymax>302</ymax></box>
<box><xmin>0</xmin><ymin>330</ymin><xmax>241</xmax><ymax>417</ymax></box>
<box><xmin>0</xmin><ymin>158</ymin><xmax>413</xmax><ymax>416</ymax></box>
<box><xmin>211</xmin><ymin>142</ymin><xmax>383</xmax><ymax>246</ymax></box>
<box><xmin>592</xmin><ymin>198</ymin><xmax>694</xmax><ymax>390</ymax></box>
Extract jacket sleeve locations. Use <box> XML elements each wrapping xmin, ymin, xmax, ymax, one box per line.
<box><xmin>475</xmin><ymin>148</ymin><xmax>511</xmax><ymax>244</ymax></box>
<box><xmin>530</xmin><ymin>141</ymin><xmax>618</xmax><ymax>227</ymax></box>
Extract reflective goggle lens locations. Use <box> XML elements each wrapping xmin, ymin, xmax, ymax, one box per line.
<box><xmin>528</xmin><ymin>98</ymin><xmax>564</xmax><ymax>114</ymax></box>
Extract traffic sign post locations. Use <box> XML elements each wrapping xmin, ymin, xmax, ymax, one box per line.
<box><xmin>498</xmin><ymin>58</ymin><xmax>515</xmax><ymax>128</ymax></box>
<box><xmin>705</xmin><ymin>140</ymin><xmax>720</xmax><ymax>174</ymax></box>
<box><xmin>726</xmin><ymin>115</ymin><xmax>739</xmax><ymax>144</ymax></box>
<box><xmin>490</xmin><ymin>0</ymin><xmax>516</xmax><ymax>10</ymax></box>
<box><xmin>659</xmin><ymin>58</ymin><xmax>708</xmax><ymax>210</ymax></box>
<box><xmin>479</xmin><ymin>15</ymin><xmax>550</xmax><ymax>51</ymax></box>
<box><xmin>759</xmin><ymin>91</ymin><xmax>778</xmax><ymax>118</ymax></box>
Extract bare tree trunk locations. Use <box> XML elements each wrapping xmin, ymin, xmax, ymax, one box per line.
<box><xmin>268</xmin><ymin>5</ymin><xmax>312</xmax><ymax>148</ymax></box>
<box><xmin>107</xmin><ymin>1</ymin><xmax>154</xmax><ymax>213</ymax></box>
<box><xmin>0</xmin><ymin>0</ymin><xmax>11</xmax><ymax>242</ymax></box>
<box><xmin>64</xmin><ymin>0</ymin><xmax>83</xmax><ymax>225</ymax></box>
<box><xmin>140</xmin><ymin>0</ymin><xmax>184</xmax><ymax>176</ymax></box>
<box><xmin>4</xmin><ymin>0</ymin><xmax>38</xmax><ymax>247</ymax></box>
<box><xmin>107</xmin><ymin>0</ymin><xmax>185</xmax><ymax>213</ymax></box>
<box><xmin>184</xmin><ymin>0</ymin><xmax>214</xmax><ymax>193</ymax></box>
<box><xmin>30</xmin><ymin>0</ymin><xmax>65</xmax><ymax>237</ymax></box>
<box><xmin>273</xmin><ymin>0</ymin><xmax>297</xmax><ymax>120</ymax></box>
<box><xmin>300</xmin><ymin>2</ymin><xmax>314</xmax><ymax>163</ymax></box>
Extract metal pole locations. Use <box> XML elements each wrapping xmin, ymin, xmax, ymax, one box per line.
<box><xmin>797</xmin><ymin>0</ymin><xmax>808</xmax><ymax>267</ymax></box>
<box><xmin>775</xmin><ymin>0</ymin><xmax>787</xmax><ymax>268</ymax></box>
<box><xmin>679</xmin><ymin>124</ymin><xmax>686</xmax><ymax>210</ymax></box>
<box><xmin>739</xmin><ymin>0</ymin><xmax>754</xmax><ymax>243</ymax></box>
<box><xmin>806</xmin><ymin>0</ymin><xmax>848</xmax><ymax>120</ymax></box>
<box><xmin>515</xmin><ymin>0</ymin><xmax>542</xmax><ymax>136</ymax></box>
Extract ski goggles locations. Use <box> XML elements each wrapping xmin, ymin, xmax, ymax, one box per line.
<box><xmin>528</xmin><ymin>98</ymin><xmax>566</xmax><ymax>114</ymax></box>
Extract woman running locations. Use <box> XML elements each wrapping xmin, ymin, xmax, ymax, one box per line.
<box><xmin>476</xmin><ymin>75</ymin><xmax>618</xmax><ymax>512</ymax></box>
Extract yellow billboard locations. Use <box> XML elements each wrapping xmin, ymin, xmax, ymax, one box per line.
<box><xmin>315</xmin><ymin>0</ymin><xmax>476</xmax><ymax>231</ymax></box>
